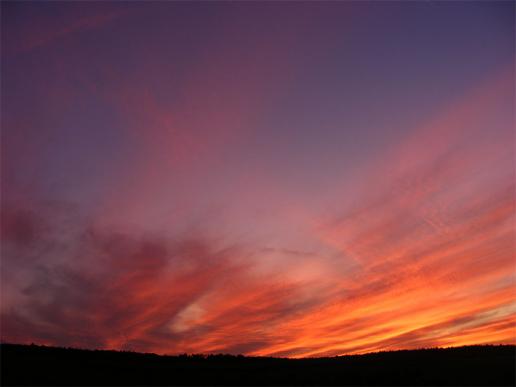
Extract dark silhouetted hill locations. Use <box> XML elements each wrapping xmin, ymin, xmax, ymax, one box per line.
<box><xmin>1</xmin><ymin>343</ymin><xmax>515</xmax><ymax>385</ymax></box>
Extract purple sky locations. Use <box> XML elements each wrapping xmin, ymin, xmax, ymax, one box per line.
<box><xmin>1</xmin><ymin>1</ymin><xmax>515</xmax><ymax>357</ymax></box>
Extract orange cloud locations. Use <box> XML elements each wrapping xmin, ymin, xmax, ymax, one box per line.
<box><xmin>1</xmin><ymin>62</ymin><xmax>514</xmax><ymax>357</ymax></box>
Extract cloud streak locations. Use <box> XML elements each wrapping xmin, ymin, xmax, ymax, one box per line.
<box><xmin>2</xmin><ymin>68</ymin><xmax>514</xmax><ymax>356</ymax></box>
<box><xmin>1</xmin><ymin>2</ymin><xmax>514</xmax><ymax>357</ymax></box>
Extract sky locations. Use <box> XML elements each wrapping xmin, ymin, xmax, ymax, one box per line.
<box><xmin>1</xmin><ymin>1</ymin><xmax>515</xmax><ymax>357</ymax></box>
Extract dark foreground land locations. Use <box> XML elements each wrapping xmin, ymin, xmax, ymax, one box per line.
<box><xmin>1</xmin><ymin>343</ymin><xmax>515</xmax><ymax>386</ymax></box>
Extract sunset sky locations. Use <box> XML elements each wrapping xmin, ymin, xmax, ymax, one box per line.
<box><xmin>1</xmin><ymin>1</ymin><xmax>514</xmax><ymax>357</ymax></box>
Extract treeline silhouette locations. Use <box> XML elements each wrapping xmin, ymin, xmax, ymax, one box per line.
<box><xmin>1</xmin><ymin>343</ymin><xmax>515</xmax><ymax>385</ymax></box>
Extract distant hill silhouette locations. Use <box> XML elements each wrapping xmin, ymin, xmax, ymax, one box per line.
<box><xmin>1</xmin><ymin>343</ymin><xmax>515</xmax><ymax>385</ymax></box>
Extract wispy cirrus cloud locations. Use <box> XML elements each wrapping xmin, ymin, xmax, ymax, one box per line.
<box><xmin>1</xmin><ymin>2</ymin><xmax>514</xmax><ymax>357</ymax></box>
<box><xmin>2</xmin><ymin>3</ymin><xmax>129</xmax><ymax>54</ymax></box>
